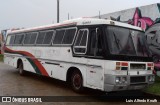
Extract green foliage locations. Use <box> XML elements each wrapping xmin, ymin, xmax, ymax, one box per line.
<box><xmin>0</xmin><ymin>54</ymin><xmax>3</xmax><ymax>61</ymax></box>
<box><xmin>144</xmin><ymin>76</ymin><xmax>160</xmax><ymax>95</ymax></box>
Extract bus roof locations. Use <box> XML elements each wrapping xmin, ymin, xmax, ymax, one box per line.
<box><xmin>8</xmin><ymin>18</ymin><xmax>143</xmax><ymax>34</ymax></box>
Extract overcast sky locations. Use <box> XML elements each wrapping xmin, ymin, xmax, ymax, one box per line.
<box><xmin>0</xmin><ymin>0</ymin><xmax>160</xmax><ymax>30</ymax></box>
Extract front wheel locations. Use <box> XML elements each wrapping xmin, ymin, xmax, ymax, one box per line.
<box><xmin>71</xmin><ymin>70</ymin><xmax>84</xmax><ymax>93</ymax></box>
<box><xmin>18</xmin><ymin>62</ymin><xmax>25</xmax><ymax>76</ymax></box>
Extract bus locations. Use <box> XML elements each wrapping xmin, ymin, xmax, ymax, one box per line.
<box><xmin>4</xmin><ymin>18</ymin><xmax>155</xmax><ymax>93</ymax></box>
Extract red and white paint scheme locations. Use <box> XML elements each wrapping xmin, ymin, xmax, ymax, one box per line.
<box><xmin>4</xmin><ymin>18</ymin><xmax>155</xmax><ymax>92</ymax></box>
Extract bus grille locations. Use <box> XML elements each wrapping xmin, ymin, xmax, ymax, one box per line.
<box><xmin>130</xmin><ymin>76</ymin><xmax>146</xmax><ymax>83</ymax></box>
<box><xmin>130</xmin><ymin>64</ymin><xmax>146</xmax><ymax>70</ymax></box>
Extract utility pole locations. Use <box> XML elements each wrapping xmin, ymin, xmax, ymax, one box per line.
<box><xmin>99</xmin><ymin>11</ymin><xmax>101</xmax><ymax>19</ymax></box>
<box><xmin>57</xmin><ymin>0</ymin><xmax>60</xmax><ymax>23</ymax></box>
<box><xmin>68</xmin><ymin>13</ymin><xmax>70</xmax><ymax>20</ymax></box>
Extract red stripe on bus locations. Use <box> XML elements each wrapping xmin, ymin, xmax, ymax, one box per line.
<box><xmin>4</xmin><ymin>47</ymin><xmax>49</xmax><ymax>76</ymax></box>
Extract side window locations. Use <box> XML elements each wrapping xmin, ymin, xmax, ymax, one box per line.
<box><xmin>53</xmin><ymin>30</ymin><xmax>65</xmax><ymax>44</ymax></box>
<box><xmin>88</xmin><ymin>29</ymin><xmax>103</xmax><ymax>56</ymax></box>
<box><xmin>14</xmin><ymin>34</ymin><xmax>24</xmax><ymax>44</ymax></box>
<box><xmin>36</xmin><ymin>31</ymin><xmax>45</xmax><ymax>44</ymax></box>
<box><xmin>96</xmin><ymin>30</ymin><xmax>103</xmax><ymax>56</ymax></box>
<box><xmin>62</xmin><ymin>28</ymin><xmax>76</xmax><ymax>44</ymax></box>
<box><xmin>89</xmin><ymin>30</ymin><xmax>96</xmax><ymax>56</ymax></box>
<box><xmin>43</xmin><ymin>31</ymin><xmax>54</xmax><ymax>44</ymax></box>
<box><xmin>74</xmin><ymin>29</ymin><xmax>89</xmax><ymax>54</ymax></box>
<box><xmin>24</xmin><ymin>33</ymin><xmax>31</xmax><ymax>44</ymax></box>
<box><xmin>80</xmin><ymin>31</ymin><xmax>88</xmax><ymax>46</ymax></box>
<box><xmin>29</xmin><ymin>32</ymin><xmax>38</xmax><ymax>44</ymax></box>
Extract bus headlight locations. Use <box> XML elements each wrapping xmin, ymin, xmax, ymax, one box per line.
<box><xmin>115</xmin><ymin>77</ymin><xmax>121</xmax><ymax>83</ymax></box>
<box><xmin>152</xmin><ymin>76</ymin><xmax>155</xmax><ymax>82</ymax></box>
<box><xmin>148</xmin><ymin>76</ymin><xmax>155</xmax><ymax>82</ymax></box>
<box><xmin>122</xmin><ymin>77</ymin><xmax>127</xmax><ymax>83</ymax></box>
<box><xmin>148</xmin><ymin>76</ymin><xmax>152</xmax><ymax>82</ymax></box>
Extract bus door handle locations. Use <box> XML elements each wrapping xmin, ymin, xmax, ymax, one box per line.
<box><xmin>88</xmin><ymin>65</ymin><xmax>101</xmax><ymax>68</ymax></box>
<box><xmin>90</xmin><ymin>66</ymin><xmax>95</xmax><ymax>68</ymax></box>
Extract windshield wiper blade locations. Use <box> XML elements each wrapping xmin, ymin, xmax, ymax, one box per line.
<box><xmin>113</xmin><ymin>32</ymin><xmax>122</xmax><ymax>50</ymax></box>
<box><xmin>129</xmin><ymin>30</ymin><xmax>137</xmax><ymax>55</ymax></box>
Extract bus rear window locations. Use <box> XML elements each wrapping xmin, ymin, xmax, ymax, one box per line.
<box><xmin>6</xmin><ymin>35</ymin><xmax>15</xmax><ymax>45</ymax></box>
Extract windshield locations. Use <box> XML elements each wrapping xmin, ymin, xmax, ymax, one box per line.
<box><xmin>106</xmin><ymin>26</ymin><xmax>151</xmax><ymax>57</ymax></box>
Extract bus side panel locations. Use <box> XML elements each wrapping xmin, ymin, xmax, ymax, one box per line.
<box><xmin>22</xmin><ymin>57</ymin><xmax>37</xmax><ymax>74</ymax></box>
<box><xmin>4</xmin><ymin>55</ymin><xmax>14</xmax><ymax>67</ymax></box>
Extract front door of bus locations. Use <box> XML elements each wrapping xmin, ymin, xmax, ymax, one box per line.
<box><xmin>86</xmin><ymin>28</ymin><xmax>103</xmax><ymax>89</ymax></box>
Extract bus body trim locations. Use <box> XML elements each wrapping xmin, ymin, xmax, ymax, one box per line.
<box><xmin>4</xmin><ymin>47</ymin><xmax>49</xmax><ymax>76</ymax></box>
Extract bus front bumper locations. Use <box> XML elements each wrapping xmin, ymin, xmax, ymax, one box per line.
<box><xmin>104</xmin><ymin>74</ymin><xmax>155</xmax><ymax>92</ymax></box>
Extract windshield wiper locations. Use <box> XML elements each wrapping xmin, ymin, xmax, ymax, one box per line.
<box><xmin>129</xmin><ymin>30</ymin><xmax>137</xmax><ymax>55</ymax></box>
<box><xmin>113</xmin><ymin>32</ymin><xmax>122</xmax><ymax>50</ymax></box>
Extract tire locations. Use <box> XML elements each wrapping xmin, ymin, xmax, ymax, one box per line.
<box><xmin>18</xmin><ymin>62</ymin><xmax>25</xmax><ymax>76</ymax></box>
<box><xmin>71</xmin><ymin>70</ymin><xmax>84</xmax><ymax>93</ymax></box>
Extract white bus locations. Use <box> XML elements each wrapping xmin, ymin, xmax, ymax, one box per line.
<box><xmin>4</xmin><ymin>18</ymin><xmax>154</xmax><ymax>93</ymax></box>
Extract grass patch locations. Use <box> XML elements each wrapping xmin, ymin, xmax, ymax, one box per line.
<box><xmin>0</xmin><ymin>54</ymin><xmax>3</xmax><ymax>62</ymax></box>
<box><xmin>144</xmin><ymin>76</ymin><xmax>160</xmax><ymax>95</ymax></box>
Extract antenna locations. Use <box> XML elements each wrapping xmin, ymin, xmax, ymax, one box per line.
<box><xmin>68</xmin><ymin>13</ymin><xmax>70</xmax><ymax>20</ymax></box>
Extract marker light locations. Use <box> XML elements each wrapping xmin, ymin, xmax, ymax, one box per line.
<box><xmin>122</xmin><ymin>77</ymin><xmax>127</xmax><ymax>83</ymax></box>
<box><xmin>115</xmin><ymin>77</ymin><xmax>121</xmax><ymax>83</ymax></box>
<box><xmin>147</xmin><ymin>63</ymin><xmax>154</xmax><ymax>70</ymax></box>
<box><xmin>115</xmin><ymin>62</ymin><xmax>128</xmax><ymax>70</ymax></box>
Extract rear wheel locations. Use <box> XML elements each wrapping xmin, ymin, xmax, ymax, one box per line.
<box><xmin>71</xmin><ymin>70</ymin><xmax>83</xmax><ymax>93</ymax></box>
<box><xmin>18</xmin><ymin>62</ymin><xmax>25</xmax><ymax>76</ymax></box>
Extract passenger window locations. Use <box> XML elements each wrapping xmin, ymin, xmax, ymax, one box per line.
<box><xmin>24</xmin><ymin>33</ymin><xmax>31</xmax><ymax>44</ymax></box>
<box><xmin>29</xmin><ymin>33</ymin><xmax>38</xmax><ymax>44</ymax></box>
<box><xmin>74</xmin><ymin>29</ymin><xmax>88</xmax><ymax>54</ymax></box>
<box><xmin>75</xmin><ymin>30</ymin><xmax>83</xmax><ymax>46</ymax></box>
<box><xmin>96</xmin><ymin>34</ymin><xmax>103</xmax><ymax>56</ymax></box>
<box><xmin>36</xmin><ymin>32</ymin><xmax>45</xmax><ymax>44</ymax></box>
<box><xmin>53</xmin><ymin>30</ymin><xmax>65</xmax><ymax>44</ymax></box>
<box><xmin>80</xmin><ymin>31</ymin><xmax>88</xmax><ymax>46</ymax></box>
<box><xmin>43</xmin><ymin>31</ymin><xmax>54</xmax><ymax>44</ymax></box>
<box><xmin>14</xmin><ymin>34</ymin><xmax>24</xmax><ymax>44</ymax></box>
<box><xmin>89</xmin><ymin>30</ymin><xmax>96</xmax><ymax>56</ymax></box>
<box><xmin>88</xmin><ymin>28</ymin><xmax>103</xmax><ymax>57</ymax></box>
<box><xmin>62</xmin><ymin>28</ymin><xmax>76</xmax><ymax>44</ymax></box>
